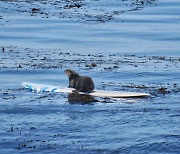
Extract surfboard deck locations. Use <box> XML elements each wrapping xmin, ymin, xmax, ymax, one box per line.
<box><xmin>22</xmin><ymin>82</ymin><xmax>150</xmax><ymax>98</ymax></box>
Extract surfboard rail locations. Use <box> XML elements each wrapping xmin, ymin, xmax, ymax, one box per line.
<box><xmin>22</xmin><ymin>82</ymin><xmax>150</xmax><ymax>98</ymax></box>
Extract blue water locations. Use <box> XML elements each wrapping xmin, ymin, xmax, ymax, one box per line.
<box><xmin>0</xmin><ymin>0</ymin><xmax>180</xmax><ymax>153</ymax></box>
<box><xmin>0</xmin><ymin>68</ymin><xmax>180</xmax><ymax>153</ymax></box>
<box><xmin>0</xmin><ymin>0</ymin><xmax>180</xmax><ymax>54</ymax></box>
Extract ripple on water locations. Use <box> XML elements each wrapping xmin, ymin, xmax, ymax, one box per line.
<box><xmin>0</xmin><ymin>0</ymin><xmax>180</xmax><ymax>153</ymax></box>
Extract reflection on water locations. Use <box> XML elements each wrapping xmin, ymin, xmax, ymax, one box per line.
<box><xmin>0</xmin><ymin>66</ymin><xmax>180</xmax><ymax>153</ymax></box>
<box><xmin>68</xmin><ymin>93</ymin><xmax>98</xmax><ymax>104</ymax></box>
<box><xmin>0</xmin><ymin>0</ymin><xmax>180</xmax><ymax>153</ymax></box>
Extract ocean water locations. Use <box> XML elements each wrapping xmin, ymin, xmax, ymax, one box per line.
<box><xmin>0</xmin><ymin>0</ymin><xmax>180</xmax><ymax>54</ymax></box>
<box><xmin>0</xmin><ymin>0</ymin><xmax>180</xmax><ymax>153</ymax></box>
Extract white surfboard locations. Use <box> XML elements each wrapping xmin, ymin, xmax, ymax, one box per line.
<box><xmin>22</xmin><ymin>82</ymin><xmax>150</xmax><ymax>98</ymax></box>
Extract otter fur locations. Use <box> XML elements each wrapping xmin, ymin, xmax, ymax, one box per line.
<box><xmin>64</xmin><ymin>69</ymin><xmax>94</xmax><ymax>93</ymax></box>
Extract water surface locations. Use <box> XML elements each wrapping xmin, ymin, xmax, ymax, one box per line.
<box><xmin>0</xmin><ymin>0</ymin><xmax>180</xmax><ymax>153</ymax></box>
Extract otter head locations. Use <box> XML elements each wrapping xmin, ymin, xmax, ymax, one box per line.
<box><xmin>64</xmin><ymin>69</ymin><xmax>78</xmax><ymax>77</ymax></box>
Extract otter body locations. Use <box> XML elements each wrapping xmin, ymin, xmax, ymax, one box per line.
<box><xmin>64</xmin><ymin>69</ymin><xmax>94</xmax><ymax>93</ymax></box>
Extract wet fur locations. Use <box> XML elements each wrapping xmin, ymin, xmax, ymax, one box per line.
<box><xmin>64</xmin><ymin>69</ymin><xmax>94</xmax><ymax>93</ymax></box>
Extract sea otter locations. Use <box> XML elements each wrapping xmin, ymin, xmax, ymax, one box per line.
<box><xmin>64</xmin><ymin>69</ymin><xmax>94</xmax><ymax>93</ymax></box>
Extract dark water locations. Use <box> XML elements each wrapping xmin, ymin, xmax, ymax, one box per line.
<box><xmin>0</xmin><ymin>0</ymin><xmax>180</xmax><ymax>153</ymax></box>
<box><xmin>0</xmin><ymin>68</ymin><xmax>180</xmax><ymax>153</ymax></box>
